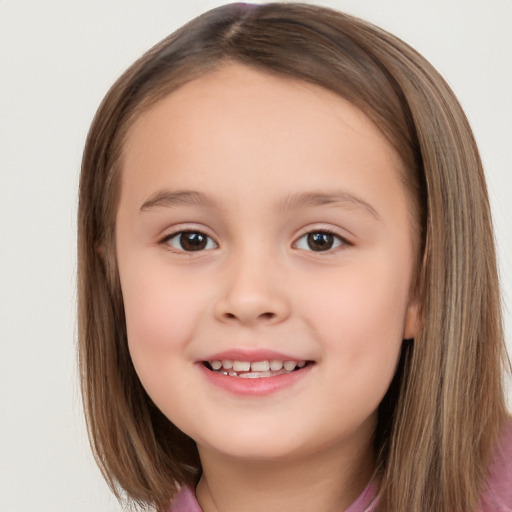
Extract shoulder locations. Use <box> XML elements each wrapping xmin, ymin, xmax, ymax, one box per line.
<box><xmin>165</xmin><ymin>486</ymin><xmax>203</xmax><ymax>512</ymax></box>
<box><xmin>480</xmin><ymin>418</ymin><xmax>512</xmax><ymax>512</ymax></box>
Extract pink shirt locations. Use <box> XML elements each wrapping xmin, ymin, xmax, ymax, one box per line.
<box><xmin>480</xmin><ymin>419</ymin><xmax>512</xmax><ymax>511</ymax></box>
<box><xmin>168</xmin><ymin>420</ymin><xmax>512</xmax><ymax>512</ymax></box>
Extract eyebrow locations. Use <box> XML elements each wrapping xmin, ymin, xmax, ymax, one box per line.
<box><xmin>140</xmin><ymin>190</ymin><xmax>216</xmax><ymax>212</ymax></box>
<box><xmin>139</xmin><ymin>188</ymin><xmax>380</xmax><ymax>220</ymax></box>
<box><xmin>279</xmin><ymin>190</ymin><xmax>381</xmax><ymax>220</ymax></box>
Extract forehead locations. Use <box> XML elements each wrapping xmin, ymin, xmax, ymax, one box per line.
<box><xmin>121</xmin><ymin>63</ymin><xmax>404</xmax><ymax>188</ymax></box>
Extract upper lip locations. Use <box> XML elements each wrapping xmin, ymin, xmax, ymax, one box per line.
<box><xmin>199</xmin><ymin>349</ymin><xmax>311</xmax><ymax>363</ymax></box>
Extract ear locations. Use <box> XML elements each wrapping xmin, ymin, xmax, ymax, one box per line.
<box><xmin>96</xmin><ymin>242</ymin><xmax>106</xmax><ymax>259</ymax></box>
<box><xmin>403</xmin><ymin>296</ymin><xmax>420</xmax><ymax>340</ymax></box>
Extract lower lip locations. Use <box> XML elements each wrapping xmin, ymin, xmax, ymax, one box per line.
<box><xmin>198</xmin><ymin>363</ymin><xmax>314</xmax><ymax>396</ymax></box>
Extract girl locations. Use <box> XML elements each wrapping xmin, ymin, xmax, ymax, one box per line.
<box><xmin>78</xmin><ymin>3</ymin><xmax>511</xmax><ymax>511</ymax></box>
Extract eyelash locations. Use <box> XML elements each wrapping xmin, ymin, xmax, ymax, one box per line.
<box><xmin>293</xmin><ymin>229</ymin><xmax>349</xmax><ymax>253</ymax></box>
<box><xmin>159</xmin><ymin>228</ymin><xmax>350</xmax><ymax>254</ymax></box>
<box><xmin>160</xmin><ymin>229</ymin><xmax>217</xmax><ymax>253</ymax></box>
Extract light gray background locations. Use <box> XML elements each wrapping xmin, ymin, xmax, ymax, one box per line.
<box><xmin>0</xmin><ymin>1</ymin><xmax>511</xmax><ymax>511</ymax></box>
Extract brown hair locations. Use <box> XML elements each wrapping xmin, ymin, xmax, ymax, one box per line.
<box><xmin>78</xmin><ymin>3</ymin><xmax>509</xmax><ymax>511</ymax></box>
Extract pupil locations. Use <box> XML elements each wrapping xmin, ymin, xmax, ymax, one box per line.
<box><xmin>307</xmin><ymin>232</ymin><xmax>333</xmax><ymax>251</ymax></box>
<box><xmin>180</xmin><ymin>232</ymin><xmax>207</xmax><ymax>251</ymax></box>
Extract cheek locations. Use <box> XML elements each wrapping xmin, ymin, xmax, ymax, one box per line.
<box><xmin>119</xmin><ymin>265</ymin><xmax>211</xmax><ymax>426</ymax></box>
<box><xmin>302</xmin><ymin>253</ymin><xmax>411</xmax><ymax>396</ymax></box>
<box><xmin>119</xmin><ymin>263</ymin><xmax>206</xmax><ymax>380</ymax></box>
<box><xmin>124</xmin><ymin>281</ymin><xmax>183</xmax><ymax>350</ymax></box>
<box><xmin>308</xmin><ymin>259</ymin><xmax>409</xmax><ymax>338</ymax></box>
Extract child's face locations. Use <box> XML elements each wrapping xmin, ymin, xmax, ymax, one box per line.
<box><xmin>116</xmin><ymin>64</ymin><xmax>419</xmax><ymax>464</ymax></box>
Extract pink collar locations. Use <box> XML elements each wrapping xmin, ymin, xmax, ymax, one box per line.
<box><xmin>167</xmin><ymin>418</ymin><xmax>512</xmax><ymax>512</ymax></box>
<box><xmin>167</xmin><ymin>479</ymin><xmax>377</xmax><ymax>512</ymax></box>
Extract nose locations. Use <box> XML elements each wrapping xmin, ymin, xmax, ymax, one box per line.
<box><xmin>213</xmin><ymin>251</ymin><xmax>290</xmax><ymax>326</ymax></box>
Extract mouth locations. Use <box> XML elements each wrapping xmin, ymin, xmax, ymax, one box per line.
<box><xmin>203</xmin><ymin>359</ymin><xmax>313</xmax><ymax>378</ymax></box>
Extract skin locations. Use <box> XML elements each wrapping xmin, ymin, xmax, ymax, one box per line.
<box><xmin>116</xmin><ymin>64</ymin><xmax>419</xmax><ymax>512</ymax></box>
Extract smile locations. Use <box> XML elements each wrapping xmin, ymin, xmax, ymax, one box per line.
<box><xmin>204</xmin><ymin>359</ymin><xmax>309</xmax><ymax>378</ymax></box>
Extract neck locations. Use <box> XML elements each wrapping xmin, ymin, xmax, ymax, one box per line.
<box><xmin>196</xmin><ymin>432</ymin><xmax>375</xmax><ymax>512</ymax></box>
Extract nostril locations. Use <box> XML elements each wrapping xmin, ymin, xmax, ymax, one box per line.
<box><xmin>222</xmin><ymin>311</ymin><xmax>275</xmax><ymax>321</ymax></box>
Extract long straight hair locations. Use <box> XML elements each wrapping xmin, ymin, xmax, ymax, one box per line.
<box><xmin>78</xmin><ymin>3</ymin><xmax>509</xmax><ymax>511</ymax></box>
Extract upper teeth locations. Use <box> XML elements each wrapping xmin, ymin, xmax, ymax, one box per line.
<box><xmin>209</xmin><ymin>359</ymin><xmax>306</xmax><ymax>373</ymax></box>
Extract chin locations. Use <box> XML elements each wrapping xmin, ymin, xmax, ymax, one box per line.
<box><xmin>200</xmin><ymin>441</ymin><xmax>305</xmax><ymax>463</ymax></box>
<box><xmin>194</xmin><ymin>424</ymin><xmax>332</xmax><ymax>464</ymax></box>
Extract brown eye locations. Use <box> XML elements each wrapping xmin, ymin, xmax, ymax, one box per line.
<box><xmin>295</xmin><ymin>231</ymin><xmax>344</xmax><ymax>252</ymax></box>
<box><xmin>165</xmin><ymin>231</ymin><xmax>217</xmax><ymax>252</ymax></box>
